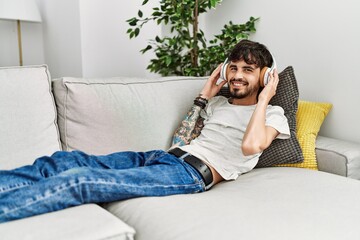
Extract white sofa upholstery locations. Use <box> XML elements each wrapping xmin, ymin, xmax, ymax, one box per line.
<box><xmin>105</xmin><ymin>167</ymin><xmax>360</xmax><ymax>240</ymax></box>
<box><xmin>1</xmin><ymin>65</ymin><xmax>360</xmax><ymax>239</ymax></box>
<box><xmin>1</xmin><ymin>204</ymin><xmax>135</xmax><ymax>240</ymax></box>
<box><xmin>0</xmin><ymin>65</ymin><xmax>61</xmax><ymax>170</ymax></box>
<box><xmin>0</xmin><ymin>65</ymin><xmax>135</xmax><ymax>240</ymax></box>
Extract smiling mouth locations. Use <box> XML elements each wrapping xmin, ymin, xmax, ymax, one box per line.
<box><xmin>230</xmin><ymin>80</ymin><xmax>248</xmax><ymax>87</ymax></box>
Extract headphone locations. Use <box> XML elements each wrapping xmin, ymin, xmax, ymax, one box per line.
<box><xmin>219</xmin><ymin>53</ymin><xmax>277</xmax><ymax>87</ymax></box>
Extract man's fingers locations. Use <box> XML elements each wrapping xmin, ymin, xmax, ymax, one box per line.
<box><xmin>218</xmin><ymin>79</ymin><xmax>227</xmax><ymax>88</ymax></box>
<box><xmin>207</xmin><ymin>63</ymin><xmax>223</xmax><ymax>85</ymax></box>
<box><xmin>273</xmin><ymin>69</ymin><xmax>279</xmax><ymax>87</ymax></box>
<box><xmin>211</xmin><ymin>63</ymin><xmax>223</xmax><ymax>76</ymax></box>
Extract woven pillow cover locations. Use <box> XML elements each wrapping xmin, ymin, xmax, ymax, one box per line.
<box><xmin>218</xmin><ymin>66</ymin><xmax>304</xmax><ymax>167</ymax></box>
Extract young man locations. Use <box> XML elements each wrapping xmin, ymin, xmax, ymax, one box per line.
<box><xmin>0</xmin><ymin>40</ymin><xmax>289</xmax><ymax>223</ymax></box>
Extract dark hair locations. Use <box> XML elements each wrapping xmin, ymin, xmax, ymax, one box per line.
<box><xmin>228</xmin><ymin>39</ymin><xmax>273</xmax><ymax>69</ymax></box>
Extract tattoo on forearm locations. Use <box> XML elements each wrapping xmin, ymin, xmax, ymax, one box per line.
<box><xmin>172</xmin><ymin>105</ymin><xmax>205</xmax><ymax>146</ymax></box>
<box><xmin>191</xmin><ymin>117</ymin><xmax>204</xmax><ymax>139</ymax></box>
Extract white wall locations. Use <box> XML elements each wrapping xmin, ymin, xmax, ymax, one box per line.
<box><xmin>34</xmin><ymin>0</ymin><xmax>160</xmax><ymax>78</ymax></box>
<box><xmin>0</xmin><ymin>20</ymin><xmax>18</xmax><ymax>66</ymax></box>
<box><xmin>0</xmin><ymin>19</ymin><xmax>44</xmax><ymax>66</ymax></box>
<box><xmin>205</xmin><ymin>0</ymin><xmax>360</xmax><ymax>143</ymax></box>
<box><xmin>38</xmin><ymin>0</ymin><xmax>83</xmax><ymax>78</ymax></box>
<box><xmin>78</xmin><ymin>0</ymin><xmax>160</xmax><ymax>78</ymax></box>
<box><xmin>1</xmin><ymin>0</ymin><xmax>359</xmax><ymax>143</ymax></box>
<box><xmin>0</xmin><ymin>0</ymin><xmax>159</xmax><ymax>78</ymax></box>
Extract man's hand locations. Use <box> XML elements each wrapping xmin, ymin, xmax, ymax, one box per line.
<box><xmin>199</xmin><ymin>64</ymin><xmax>228</xmax><ymax>100</ymax></box>
<box><xmin>258</xmin><ymin>69</ymin><xmax>279</xmax><ymax>104</ymax></box>
<box><xmin>241</xmin><ymin>69</ymin><xmax>280</xmax><ymax>156</ymax></box>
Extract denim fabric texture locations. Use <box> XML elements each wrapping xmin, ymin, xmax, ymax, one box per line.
<box><xmin>0</xmin><ymin>150</ymin><xmax>205</xmax><ymax>223</ymax></box>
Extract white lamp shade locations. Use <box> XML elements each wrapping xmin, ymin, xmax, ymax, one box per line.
<box><xmin>0</xmin><ymin>0</ymin><xmax>41</xmax><ymax>22</ymax></box>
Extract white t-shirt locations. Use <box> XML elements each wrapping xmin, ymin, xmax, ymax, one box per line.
<box><xmin>180</xmin><ymin>96</ymin><xmax>290</xmax><ymax>180</ymax></box>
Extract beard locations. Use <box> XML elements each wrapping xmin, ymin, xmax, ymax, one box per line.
<box><xmin>229</xmin><ymin>80</ymin><xmax>259</xmax><ymax>99</ymax></box>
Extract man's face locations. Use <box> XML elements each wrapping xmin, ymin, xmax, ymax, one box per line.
<box><xmin>226</xmin><ymin>60</ymin><xmax>261</xmax><ymax>100</ymax></box>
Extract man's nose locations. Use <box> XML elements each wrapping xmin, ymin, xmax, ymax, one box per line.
<box><xmin>233</xmin><ymin>70</ymin><xmax>244</xmax><ymax>80</ymax></box>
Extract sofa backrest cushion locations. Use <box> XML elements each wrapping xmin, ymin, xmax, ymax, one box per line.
<box><xmin>0</xmin><ymin>65</ymin><xmax>62</xmax><ymax>169</ymax></box>
<box><xmin>52</xmin><ymin>76</ymin><xmax>207</xmax><ymax>154</ymax></box>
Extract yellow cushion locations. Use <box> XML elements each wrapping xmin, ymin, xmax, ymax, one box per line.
<box><xmin>278</xmin><ymin>100</ymin><xmax>332</xmax><ymax>170</ymax></box>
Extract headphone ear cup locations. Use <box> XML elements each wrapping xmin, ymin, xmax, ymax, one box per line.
<box><xmin>220</xmin><ymin>63</ymin><xmax>229</xmax><ymax>80</ymax></box>
<box><xmin>259</xmin><ymin>67</ymin><xmax>269</xmax><ymax>87</ymax></box>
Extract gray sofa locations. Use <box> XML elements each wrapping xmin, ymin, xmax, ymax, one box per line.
<box><xmin>1</xmin><ymin>65</ymin><xmax>360</xmax><ymax>240</ymax></box>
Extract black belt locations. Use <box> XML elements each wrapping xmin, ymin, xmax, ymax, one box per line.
<box><xmin>168</xmin><ymin>148</ymin><xmax>213</xmax><ymax>187</ymax></box>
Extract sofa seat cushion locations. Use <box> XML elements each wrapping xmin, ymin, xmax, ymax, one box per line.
<box><xmin>0</xmin><ymin>65</ymin><xmax>61</xmax><ymax>169</ymax></box>
<box><xmin>0</xmin><ymin>204</ymin><xmax>135</xmax><ymax>240</ymax></box>
<box><xmin>105</xmin><ymin>167</ymin><xmax>360</xmax><ymax>240</ymax></box>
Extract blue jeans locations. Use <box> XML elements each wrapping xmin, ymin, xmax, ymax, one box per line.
<box><xmin>0</xmin><ymin>150</ymin><xmax>205</xmax><ymax>223</ymax></box>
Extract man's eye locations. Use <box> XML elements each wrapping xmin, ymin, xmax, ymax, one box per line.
<box><xmin>244</xmin><ymin>68</ymin><xmax>253</xmax><ymax>72</ymax></box>
<box><xmin>230</xmin><ymin>67</ymin><xmax>237</xmax><ymax>71</ymax></box>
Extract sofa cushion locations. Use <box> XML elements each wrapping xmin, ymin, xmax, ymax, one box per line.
<box><xmin>315</xmin><ymin>135</ymin><xmax>360</xmax><ymax>179</ymax></box>
<box><xmin>104</xmin><ymin>167</ymin><xmax>360</xmax><ymax>240</ymax></box>
<box><xmin>316</xmin><ymin>147</ymin><xmax>347</xmax><ymax>177</ymax></box>
<box><xmin>218</xmin><ymin>66</ymin><xmax>304</xmax><ymax>167</ymax></box>
<box><xmin>279</xmin><ymin>100</ymin><xmax>332</xmax><ymax>170</ymax></box>
<box><xmin>0</xmin><ymin>204</ymin><xmax>135</xmax><ymax>240</ymax></box>
<box><xmin>52</xmin><ymin>76</ymin><xmax>207</xmax><ymax>154</ymax></box>
<box><xmin>0</xmin><ymin>65</ymin><xmax>61</xmax><ymax>170</ymax></box>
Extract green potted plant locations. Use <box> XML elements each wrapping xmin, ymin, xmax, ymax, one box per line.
<box><xmin>127</xmin><ymin>0</ymin><xmax>258</xmax><ymax>76</ymax></box>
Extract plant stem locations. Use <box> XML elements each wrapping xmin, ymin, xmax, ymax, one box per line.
<box><xmin>192</xmin><ymin>0</ymin><xmax>199</xmax><ymax>68</ymax></box>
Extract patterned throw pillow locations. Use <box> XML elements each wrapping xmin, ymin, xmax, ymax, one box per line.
<box><xmin>257</xmin><ymin>66</ymin><xmax>304</xmax><ymax>167</ymax></box>
<box><xmin>217</xmin><ymin>66</ymin><xmax>304</xmax><ymax>167</ymax></box>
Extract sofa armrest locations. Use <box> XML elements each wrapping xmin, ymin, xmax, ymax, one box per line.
<box><xmin>0</xmin><ymin>204</ymin><xmax>135</xmax><ymax>240</ymax></box>
<box><xmin>316</xmin><ymin>135</ymin><xmax>360</xmax><ymax>179</ymax></box>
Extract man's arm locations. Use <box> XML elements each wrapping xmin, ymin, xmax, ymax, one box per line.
<box><xmin>242</xmin><ymin>69</ymin><xmax>280</xmax><ymax>155</ymax></box>
<box><xmin>171</xmin><ymin>63</ymin><xmax>226</xmax><ymax>147</ymax></box>
<box><xmin>171</xmin><ymin>105</ymin><xmax>205</xmax><ymax>147</ymax></box>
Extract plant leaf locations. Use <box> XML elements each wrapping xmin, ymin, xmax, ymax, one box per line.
<box><xmin>128</xmin><ymin>19</ymin><xmax>138</xmax><ymax>26</ymax></box>
<box><xmin>135</xmin><ymin>28</ymin><xmax>140</xmax><ymax>37</ymax></box>
<box><xmin>210</xmin><ymin>0</ymin><xmax>219</xmax><ymax>8</ymax></box>
<box><xmin>165</xmin><ymin>56</ymin><xmax>172</xmax><ymax>66</ymax></box>
<box><xmin>140</xmin><ymin>45</ymin><xmax>152</xmax><ymax>54</ymax></box>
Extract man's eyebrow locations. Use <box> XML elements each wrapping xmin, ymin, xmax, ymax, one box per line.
<box><xmin>243</xmin><ymin>65</ymin><xmax>255</xmax><ymax>70</ymax></box>
<box><xmin>228</xmin><ymin>63</ymin><xmax>257</xmax><ymax>70</ymax></box>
